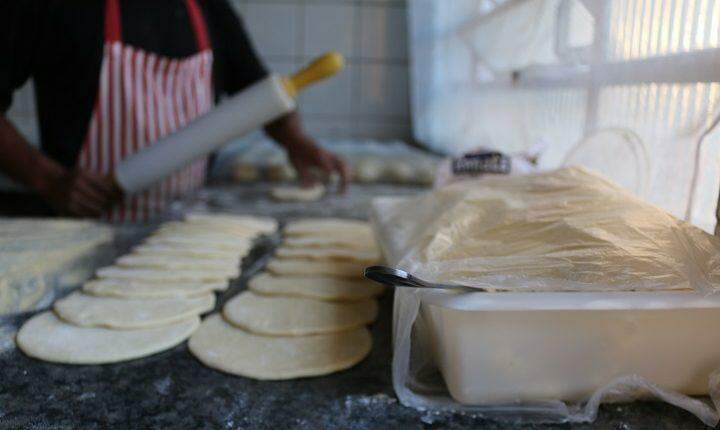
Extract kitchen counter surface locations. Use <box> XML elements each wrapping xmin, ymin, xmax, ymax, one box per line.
<box><xmin>0</xmin><ymin>183</ymin><xmax>712</xmax><ymax>429</ymax></box>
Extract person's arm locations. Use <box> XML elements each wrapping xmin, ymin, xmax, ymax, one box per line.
<box><xmin>0</xmin><ymin>1</ymin><xmax>120</xmax><ymax>217</ymax></box>
<box><xmin>208</xmin><ymin>0</ymin><xmax>350</xmax><ymax>191</ymax></box>
<box><xmin>0</xmin><ymin>115</ymin><xmax>119</xmax><ymax>216</ymax></box>
<box><xmin>264</xmin><ymin>112</ymin><xmax>350</xmax><ymax>191</ymax></box>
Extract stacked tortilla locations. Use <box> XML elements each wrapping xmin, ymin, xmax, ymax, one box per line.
<box><xmin>189</xmin><ymin>218</ymin><xmax>384</xmax><ymax>380</ymax></box>
<box><xmin>16</xmin><ymin>213</ymin><xmax>276</xmax><ymax>365</ymax></box>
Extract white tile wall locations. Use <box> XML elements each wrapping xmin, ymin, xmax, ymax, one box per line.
<box><xmin>351</xmin><ymin>121</ymin><xmax>411</xmax><ymax>140</ymax></box>
<box><xmin>303</xmin><ymin>3</ymin><xmax>357</xmax><ymax>58</ymax></box>
<box><xmin>243</xmin><ymin>3</ymin><xmax>300</xmax><ymax>59</ymax></box>
<box><xmin>357</xmin><ymin>63</ymin><xmax>409</xmax><ymax>117</ymax></box>
<box><xmin>266</xmin><ymin>60</ymin><xmax>297</xmax><ymax>76</ymax></box>
<box><xmin>360</xmin><ymin>4</ymin><xmax>408</xmax><ymax>60</ymax></box>
<box><xmin>299</xmin><ymin>64</ymin><xmax>355</xmax><ymax>116</ymax></box>
<box><xmin>304</xmin><ymin>118</ymin><xmax>356</xmax><ymax>139</ymax></box>
<box><xmin>235</xmin><ymin>0</ymin><xmax>410</xmax><ymax>140</ymax></box>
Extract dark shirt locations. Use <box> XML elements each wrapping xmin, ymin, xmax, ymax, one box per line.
<box><xmin>1</xmin><ymin>0</ymin><xmax>268</xmax><ymax>167</ymax></box>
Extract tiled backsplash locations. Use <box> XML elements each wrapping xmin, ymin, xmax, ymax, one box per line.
<box><xmin>4</xmin><ymin>0</ymin><xmax>410</xmax><ymax>154</ymax></box>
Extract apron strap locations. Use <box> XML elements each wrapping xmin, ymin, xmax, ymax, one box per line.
<box><xmin>185</xmin><ymin>0</ymin><xmax>212</xmax><ymax>51</ymax></box>
<box><xmin>104</xmin><ymin>0</ymin><xmax>122</xmax><ymax>43</ymax></box>
<box><xmin>104</xmin><ymin>0</ymin><xmax>211</xmax><ymax>51</ymax></box>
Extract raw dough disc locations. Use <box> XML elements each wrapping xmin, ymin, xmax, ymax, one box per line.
<box><xmin>223</xmin><ymin>291</ymin><xmax>378</xmax><ymax>336</ymax></box>
<box><xmin>283</xmin><ymin>219</ymin><xmax>377</xmax><ymax>250</ymax></box>
<box><xmin>189</xmin><ymin>314</ymin><xmax>372</xmax><ymax>380</ymax></box>
<box><xmin>266</xmin><ymin>258</ymin><xmax>365</xmax><ymax>279</ymax></box>
<box><xmin>248</xmin><ymin>273</ymin><xmax>385</xmax><ymax>302</ymax></box>
<box><xmin>97</xmin><ymin>266</ymin><xmax>237</xmax><ymax>283</ymax></box>
<box><xmin>54</xmin><ymin>292</ymin><xmax>215</xmax><ymax>329</ymax></box>
<box><xmin>275</xmin><ymin>246</ymin><xmax>380</xmax><ymax>265</ymax></box>
<box><xmin>270</xmin><ymin>184</ymin><xmax>325</xmax><ymax>202</ymax></box>
<box><xmin>146</xmin><ymin>233</ymin><xmax>254</xmax><ymax>251</ymax></box>
<box><xmin>185</xmin><ymin>213</ymin><xmax>278</xmax><ymax>234</ymax></box>
<box><xmin>156</xmin><ymin>220</ymin><xmax>272</xmax><ymax>239</ymax></box>
<box><xmin>283</xmin><ymin>235</ymin><xmax>377</xmax><ymax>251</ymax></box>
<box><xmin>17</xmin><ymin>311</ymin><xmax>199</xmax><ymax>365</ymax></box>
<box><xmin>116</xmin><ymin>254</ymin><xmax>239</xmax><ymax>275</ymax></box>
<box><xmin>155</xmin><ymin>225</ymin><xmax>256</xmax><ymax>240</ymax></box>
<box><xmin>285</xmin><ymin>218</ymin><xmax>371</xmax><ymax>237</ymax></box>
<box><xmin>133</xmin><ymin>243</ymin><xmax>249</xmax><ymax>260</ymax></box>
<box><xmin>83</xmin><ymin>278</ymin><xmax>226</xmax><ymax>299</ymax></box>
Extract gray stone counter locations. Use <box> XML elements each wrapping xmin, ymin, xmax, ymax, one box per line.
<box><xmin>0</xmin><ymin>184</ymin><xmax>711</xmax><ymax>429</ymax></box>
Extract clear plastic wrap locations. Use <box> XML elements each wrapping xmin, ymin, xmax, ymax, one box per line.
<box><xmin>374</xmin><ymin>166</ymin><xmax>720</xmax><ymax>293</ymax></box>
<box><xmin>370</xmin><ymin>167</ymin><xmax>720</xmax><ymax>426</ymax></box>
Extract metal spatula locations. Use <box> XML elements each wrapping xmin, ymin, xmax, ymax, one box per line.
<box><xmin>364</xmin><ymin>266</ymin><xmax>481</xmax><ymax>292</ymax></box>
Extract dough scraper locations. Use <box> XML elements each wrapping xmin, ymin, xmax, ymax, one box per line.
<box><xmin>113</xmin><ymin>52</ymin><xmax>344</xmax><ymax>194</ymax></box>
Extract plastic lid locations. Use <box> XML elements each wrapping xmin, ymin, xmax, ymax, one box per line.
<box><xmin>420</xmin><ymin>289</ymin><xmax>720</xmax><ymax>311</ymax></box>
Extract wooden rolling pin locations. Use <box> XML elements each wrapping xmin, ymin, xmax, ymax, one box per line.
<box><xmin>114</xmin><ymin>52</ymin><xmax>344</xmax><ymax>194</ymax></box>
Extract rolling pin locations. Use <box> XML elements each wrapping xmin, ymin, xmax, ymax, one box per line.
<box><xmin>114</xmin><ymin>52</ymin><xmax>344</xmax><ymax>194</ymax></box>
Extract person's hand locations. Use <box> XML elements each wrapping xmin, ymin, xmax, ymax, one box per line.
<box><xmin>38</xmin><ymin>168</ymin><xmax>123</xmax><ymax>218</ymax></box>
<box><xmin>264</xmin><ymin>112</ymin><xmax>351</xmax><ymax>193</ymax></box>
<box><xmin>285</xmin><ymin>136</ymin><xmax>351</xmax><ymax>193</ymax></box>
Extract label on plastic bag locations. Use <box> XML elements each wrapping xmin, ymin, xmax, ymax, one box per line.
<box><xmin>451</xmin><ymin>151</ymin><xmax>512</xmax><ymax>176</ymax></box>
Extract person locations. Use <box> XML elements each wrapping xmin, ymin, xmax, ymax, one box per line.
<box><xmin>0</xmin><ymin>0</ymin><xmax>349</xmax><ymax>221</ymax></box>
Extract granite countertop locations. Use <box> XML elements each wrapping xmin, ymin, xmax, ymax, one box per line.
<box><xmin>0</xmin><ymin>184</ymin><xmax>712</xmax><ymax>429</ymax></box>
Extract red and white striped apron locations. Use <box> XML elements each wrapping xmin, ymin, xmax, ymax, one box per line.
<box><xmin>78</xmin><ymin>0</ymin><xmax>214</xmax><ymax>222</ymax></box>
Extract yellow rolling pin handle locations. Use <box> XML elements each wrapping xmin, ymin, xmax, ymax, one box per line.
<box><xmin>282</xmin><ymin>52</ymin><xmax>345</xmax><ymax>99</ymax></box>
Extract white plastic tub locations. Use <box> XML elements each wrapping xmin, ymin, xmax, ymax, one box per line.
<box><xmin>419</xmin><ymin>290</ymin><xmax>720</xmax><ymax>404</ymax></box>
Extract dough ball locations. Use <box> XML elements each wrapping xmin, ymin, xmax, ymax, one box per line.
<box><xmin>388</xmin><ymin>162</ymin><xmax>417</xmax><ymax>184</ymax></box>
<box><xmin>223</xmin><ymin>291</ymin><xmax>378</xmax><ymax>336</ymax></box>
<box><xmin>231</xmin><ymin>163</ymin><xmax>260</xmax><ymax>183</ymax></box>
<box><xmin>415</xmin><ymin>164</ymin><xmax>437</xmax><ymax>186</ymax></box>
<box><xmin>188</xmin><ymin>314</ymin><xmax>372</xmax><ymax>380</ymax></box>
<box><xmin>17</xmin><ymin>311</ymin><xmax>199</xmax><ymax>365</ymax></box>
<box><xmin>354</xmin><ymin>159</ymin><xmax>385</xmax><ymax>183</ymax></box>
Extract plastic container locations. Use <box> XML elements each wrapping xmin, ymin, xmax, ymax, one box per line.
<box><xmin>419</xmin><ymin>290</ymin><xmax>720</xmax><ymax>405</ymax></box>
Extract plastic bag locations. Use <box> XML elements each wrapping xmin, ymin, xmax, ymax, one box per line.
<box><xmin>374</xmin><ymin>166</ymin><xmax>720</xmax><ymax>293</ymax></box>
<box><xmin>370</xmin><ymin>167</ymin><xmax>720</xmax><ymax>426</ymax></box>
